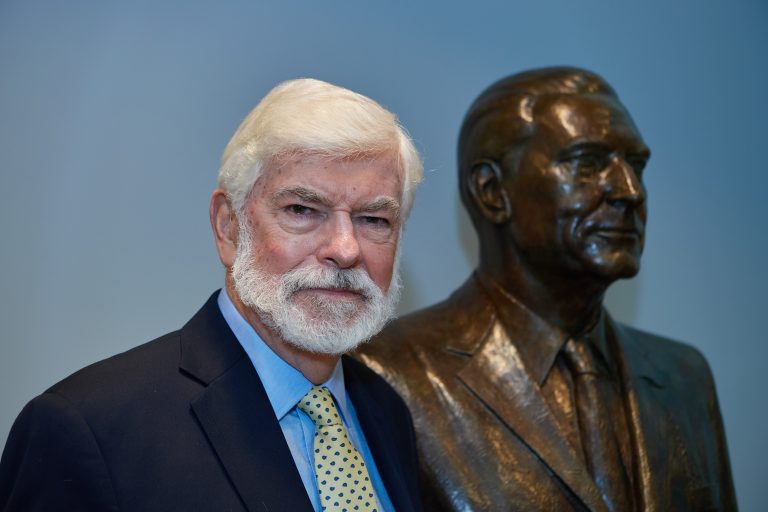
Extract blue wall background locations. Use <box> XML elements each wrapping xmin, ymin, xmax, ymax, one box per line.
<box><xmin>1</xmin><ymin>1</ymin><xmax>765</xmax><ymax>509</ymax></box>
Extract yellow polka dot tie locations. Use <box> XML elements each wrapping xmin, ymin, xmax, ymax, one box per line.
<box><xmin>297</xmin><ymin>386</ymin><xmax>379</xmax><ymax>512</ymax></box>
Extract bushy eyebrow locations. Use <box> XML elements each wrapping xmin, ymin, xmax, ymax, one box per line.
<box><xmin>272</xmin><ymin>186</ymin><xmax>401</xmax><ymax>216</ymax></box>
<box><xmin>359</xmin><ymin>197</ymin><xmax>401</xmax><ymax>216</ymax></box>
<box><xmin>272</xmin><ymin>187</ymin><xmax>330</xmax><ymax>207</ymax></box>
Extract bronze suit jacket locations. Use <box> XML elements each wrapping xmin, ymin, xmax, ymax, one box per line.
<box><xmin>355</xmin><ymin>275</ymin><xmax>736</xmax><ymax>511</ymax></box>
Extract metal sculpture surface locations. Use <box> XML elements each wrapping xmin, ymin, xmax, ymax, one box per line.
<box><xmin>355</xmin><ymin>67</ymin><xmax>737</xmax><ymax>511</ymax></box>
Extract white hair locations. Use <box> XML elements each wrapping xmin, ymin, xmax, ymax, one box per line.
<box><xmin>218</xmin><ymin>78</ymin><xmax>422</xmax><ymax>217</ymax></box>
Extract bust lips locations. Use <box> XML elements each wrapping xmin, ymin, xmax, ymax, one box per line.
<box><xmin>591</xmin><ymin>227</ymin><xmax>642</xmax><ymax>241</ymax></box>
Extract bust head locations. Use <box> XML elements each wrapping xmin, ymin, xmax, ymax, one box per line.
<box><xmin>459</xmin><ymin>67</ymin><xmax>650</xmax><ymax>287</ymax></box>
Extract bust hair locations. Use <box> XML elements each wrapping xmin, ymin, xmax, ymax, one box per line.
<box><xmin>218</xmin><ymin>78</ymin><xmax>423</xmax><ymax>217</ymax></box>
<box><xmin>457</xmin><ymin>67</ymin><xmax>618</xmax><ymax>218</ymax></box>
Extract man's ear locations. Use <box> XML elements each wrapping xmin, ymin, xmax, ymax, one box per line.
<box><xmin>467</xmin><ymin>160</ymin><xmax>512</xmax><ymax>224</ymax></box>
<box><xmin>210</xmin><ymin>189</ymin><xmax>239</xmax><ymax>268</ymax></box>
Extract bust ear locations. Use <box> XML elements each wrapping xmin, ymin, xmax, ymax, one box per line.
<box><xmin>467</xmin><ymin>160</ymin><xmax>511</xmax><ymax>224</ymax></box>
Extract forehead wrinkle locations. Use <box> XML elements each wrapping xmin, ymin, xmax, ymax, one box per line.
<box><xmin>549</xmin><ymin>102</ymin><xmax>610</xmax><ymax>139</ymax></box>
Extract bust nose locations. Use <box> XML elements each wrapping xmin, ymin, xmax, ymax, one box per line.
<box><xmin>604</xmin><ymin>156</ymin><xmax>645</xmax><ymax>206</ymax></box>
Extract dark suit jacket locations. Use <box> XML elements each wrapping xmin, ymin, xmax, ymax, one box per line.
<box><xmin>0</xmin><ymin>293</ymin><xmax>422</xmax><ymax>512</ymax></box>
<box><xmin>355</xmin><ymin>276</ymin><xmax>736</xmax><ymax>511</ymax></box>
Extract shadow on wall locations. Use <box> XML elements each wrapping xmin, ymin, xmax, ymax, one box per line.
<box><xmin>396</xmin><ymin>261</ymin><xmax>424</xmax><ymax>316</ymax></box>
<box><xmin>395</xmin><ymin>196</ymin><xmax>480</xmax><ymax>317</ymax></box>
<box><xmin>604</xmin><ymin>278</ymin><xmax>640</xmax><ymax>327</ymax></box>
<box><xmin>457</xmin><ymin>199</ymin><xmax>479</xmax><ymax>271</ymax></box>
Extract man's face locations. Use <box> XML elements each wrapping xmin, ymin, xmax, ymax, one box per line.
<box><xmin>503</xmin><ymin>93</ymin><xmax>650</xmax><ymax>282</ymax></box>
<box><xmin>232</xmin><ymin>152</ymin><xmax>403</xmax><ymax>354</ymax></box>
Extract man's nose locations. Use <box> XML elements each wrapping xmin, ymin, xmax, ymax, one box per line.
<box><xmin>604</xmin><ymin>157</ymin><xmax>646</xmax><ymax>205</ymax></box>
<box><xmin>318</xmin><ymin>212</ymin><xmax>362</xmax><ymax>269</ymax></box>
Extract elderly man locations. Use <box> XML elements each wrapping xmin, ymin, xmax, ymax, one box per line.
<box><xmin>357</xmin><ymin>67</ymin><xmax>736</xmax><ymax>511</ymax></box>
<box><xmin>0</xmin><ymin>79</ymin><xmax>423</xmax><ymax>512</ymax></box>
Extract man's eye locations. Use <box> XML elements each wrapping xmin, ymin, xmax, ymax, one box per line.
<box><xmin>287</xmin><ymin>204</ymin><xmax>313</xmax><ymax>215</ymax></box>
<box><xmin>361</xmin><ymin>216</ymin><xmax>389</xmax><ymax>227</ymax></box>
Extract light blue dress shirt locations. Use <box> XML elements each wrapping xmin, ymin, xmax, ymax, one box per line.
<box><xmin>217</xmin><ymin>290</ymin><xmax>394</xmax><ymax>512</ymax></box>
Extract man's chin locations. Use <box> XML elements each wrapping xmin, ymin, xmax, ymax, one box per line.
<box><xmin>282</xmin><ymin>334</ymin><xmax>369</xmax><ymax>356</ymax></box>
<box><xmin>264</xmin><ymin>301</ymin><xmax>381</xmax><ymax>355</ymax></box>
<box><xmin>290</xmin><ymin>298</ymin><xmax>364</xmax><ymax>322</ymax></box>
<box><xmin>279</xmin><ymin>325</ymin><xmax>370</xmax><ymax>356</ymax></box>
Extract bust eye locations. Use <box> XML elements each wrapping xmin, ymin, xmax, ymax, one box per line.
<box><xmin>567</xmin><ymin>154</ymin><xmax>606</xmax><ymax>175</ymax></box>
<box><xmin>626</xmin><ymin>156</ymin><xmax>648</xmax><ymax>175</ymax></box>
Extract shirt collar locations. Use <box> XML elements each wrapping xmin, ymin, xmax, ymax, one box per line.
<box><xmin>475</xmin><ymin>274</ymin><xmax>611</xmax><ymax>385</ymax></box>
<box><xmin>216</xmin><ymin>289</ymin><xmax>349</xmax><ymax>421</ymax></box>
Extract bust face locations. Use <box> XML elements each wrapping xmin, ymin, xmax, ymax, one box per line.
<box><xmin>502</xmin><ymin>93</ymin><xmax>651</xmax><ymax>282</ymax></box>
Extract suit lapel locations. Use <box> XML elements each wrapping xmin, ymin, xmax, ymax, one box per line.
<box><xmin>344</xmin><ymin>358</ymin><xmax>417</xmax><ymax>512</ymax></box>
<box><xmin>610</xmin><ymin>321</ymin><xmax>670</xmax><ymax>512</ymax></box>
<box><xmin>458</xmin><ymin>321</ymin><xmax>607</xmax><ymax>512</ymax></box>
<box><xmin>180</xmin><ymin>293</ymin><xmax>313</xmax><ymax>512</ymax></box>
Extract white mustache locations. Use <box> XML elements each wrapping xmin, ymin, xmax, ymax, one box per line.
<box><xmin>282</xmin><ymin>266</ymin><xmax>379</xmax><ymax>301</ymax></box>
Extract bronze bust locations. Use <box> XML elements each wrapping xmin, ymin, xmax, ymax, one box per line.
<box><xmin>355</xmin><ymin>67</ymin><xmax>737</xmax><ymax>511</ymax></box>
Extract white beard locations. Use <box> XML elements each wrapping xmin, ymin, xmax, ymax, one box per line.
<box><xmin>230</xmin><ymin>218</ymin><xmax>401</xmax><ymax>355</ymax></box>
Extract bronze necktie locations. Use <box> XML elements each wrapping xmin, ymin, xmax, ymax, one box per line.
<box><xmin>563</xmin><ymin>338</ymin><xmax>632</xmax><ymax>512</ymax></box>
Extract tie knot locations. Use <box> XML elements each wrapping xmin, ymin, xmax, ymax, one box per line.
<box><xmin>297</xmin><ymin>386</ymin><xmax>343</xmax><ymax>427</ymax></box>
<box><xmin>562</xmin><ymin>338</ymin><xmax>598</xmax><ymax>376</ymax></box>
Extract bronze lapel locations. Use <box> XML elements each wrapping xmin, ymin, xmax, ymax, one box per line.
<box><xmin>610</xmin><ymin>320</ymin><xmax>670</xmax><ymax>512</ymax></box>
<box><xmin>457</xmin><ymin>321</ymin><xmax>607</xmax><ymax>512</ymax></box>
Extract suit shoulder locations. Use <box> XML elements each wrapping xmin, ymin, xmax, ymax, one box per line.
<box><xmin>618</xmin><ymin>322</ymin><xmax>704</xmax><ymax>357</ymax></box>
<box><xmin>343</xmin><ymin>356</ymin><xmax>407</xmax><ymax>408</ymax></box>
<box><xmin>47</xmin><ymin>330</ymin><xmax>183</xmax><ymax>409</ymax></box>
<box><xmin>353</xmin><ymin>303</ymin><xmax>452</xmax><ymax>370</ymax></box>
<box><xmin>0</xmin><ymin>391</ymin><xmax>120</xmax><ymax>510</ymax></box>
<box><xmin>359</xmin><ymin>276</ymin><xmax>494</xmax><ymax>359</ymax></box>
<box><xmin>615</xmin><ymin>322</ymin><xmax>714</xmax><ymax>383</ymax></box>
